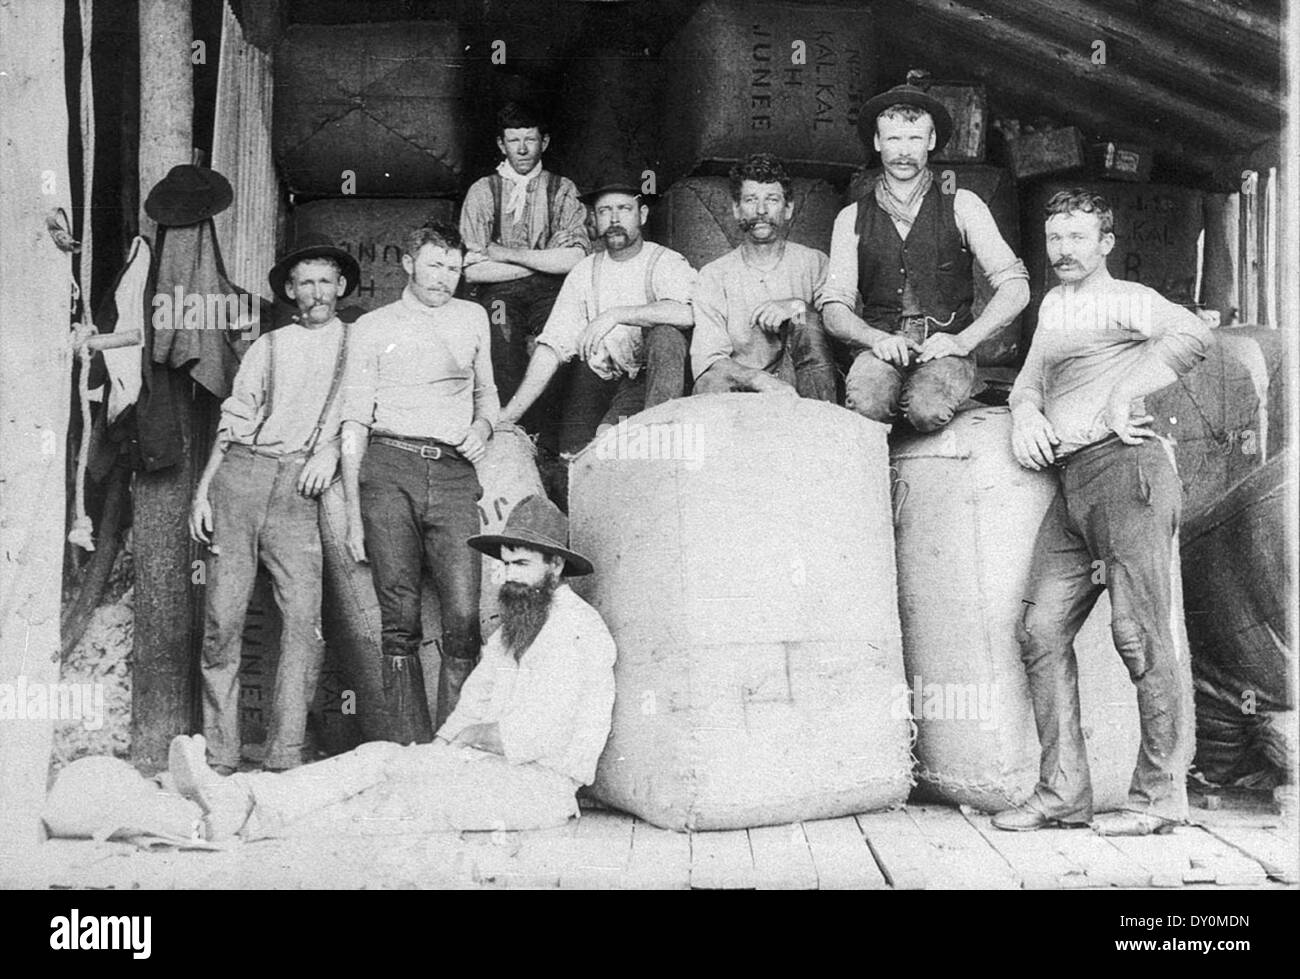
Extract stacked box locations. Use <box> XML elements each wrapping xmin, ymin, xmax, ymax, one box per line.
<box><xmin>927</xmin><ymin>82</ymin><xmax>988</xmax><ymax>163</ymax></box>
<box><xmin>660</xmin><ymin>0</ymin><xmax>877</xmax><ymax>182</ymax></box>
<box><xmin>1005</xmin><ymin>126</ymin><xmax>1085</xmax><ymax>180</ymax></box>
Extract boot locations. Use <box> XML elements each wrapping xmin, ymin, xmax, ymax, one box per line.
<box><xmin>380</xmin><ymin>653</ymin><xmax>434</xmax><ymax>745</ymax></box>
<box><xmin>434</xmin><ymin>654</ymin><xmax>478</xmax><ymax>732</ymax></box>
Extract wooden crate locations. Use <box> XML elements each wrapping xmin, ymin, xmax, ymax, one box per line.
<box><xmin>1005</xmin><ymin>126</ymin><xmax>1085</xmax><ymax>180</ymax></box>
<box><xmin>927</xmin><ymin>82</ymin><xmax>987</xmax><ymax>163</ymax></box>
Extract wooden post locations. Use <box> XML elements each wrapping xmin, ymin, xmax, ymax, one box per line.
<box><xmin>131</xmin><ymin>0</ymin><xmax>197</xmax><ymax>773</ymax></box>
<box><xmin>0</xmin><ymin>0</ymin><xmax>73</xmax><ymax>852</ymax></box>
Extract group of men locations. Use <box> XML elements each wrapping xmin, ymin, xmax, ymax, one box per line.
<box><xmin>161</xmin><ymin>81</ymin><xmax>1210</xmax><ymax>842</ymax></box>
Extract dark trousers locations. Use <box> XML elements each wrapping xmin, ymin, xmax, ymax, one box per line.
<box><xmin>471</xmin><ymin>274</ymin><xmax>566</xmax><ymax>439</ymax></box>
<box><xmin>557</xmin><ymin>324</ymin><xmax>692</xmax><ymax>455</ymax></box>
<box><xmin>695</xmin><ymin>314</ymin><xmax>838</xmax><ymax>402</ymax></box>
<box><xmin>1017</xmin><ymin>436</ymin><xmax>1193</xmax><ymax>822</ymax></box>
<box><xmin>202</xmin><ymin>447</ymin><xmax>325</xmax><ymax>771</ymax></box>
<box><xmin>358</xmin><ymin>442</ymin><xmax>483</xmax><ymax>667</ymax></box>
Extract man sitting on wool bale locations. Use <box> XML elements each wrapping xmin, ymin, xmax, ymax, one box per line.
<box><xmin>994</xmin><ymin>190</ymin><xmax>1211</xmax><ymax>837</ymax></box>
<box><xmin>821</xmin><ymin>82</ymin><xmax>1029</xmax><ymax>431</ymax></box>
<box><xmin>166</xmin><ymin>495</ymin><xmax>618</xmax><ymax>841</ymax></box>
<box><xmin>691</xmin><ymin>152</ymin><xmax>837</xmax><ymax>400</ymax></box>
<box><xmin>499</xmin><ymin>176</ymin><xmax>697</xmax><ymax>456</ymax></box>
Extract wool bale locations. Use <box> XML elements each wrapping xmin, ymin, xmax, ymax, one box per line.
<box><xmin>848</xmin><ymin>165</ymin><xmax>1021</xmax><ymax>365</ymax></box>
<box><xmin>1183</xmin><ymin>449</ymin><xmax>1295</xmax><ymax>719</ymax></box>
<box><xmin>1149</xmin><ymin>326</ymin><xmax>1286</xmax><ymax>518</ymax></box>
<box><xmin>660</xmin><ymin>0</ymin><xmax>877</xmax><ymax>183</ymax></box>
<box><xmin>649</xmin><ymin>176</ymin><xmax>841</xmax><ymax>270</ymax></box>
<box><xmin>553</xmin><ymin>50</ymin><xmax>664</xmax><ymax>197</ymax></box>
<box><xmin>274</xmin><ymin>22</ymin><xmax>475</xmax><ymax>197</ymax></box>
<box><xmin>292</xmin><ymin>198</ymin><xmax>458</xmax><ymax>312</ymax></box>
<box><xmin>1022</xmin><ymin>181</ymin><xmax>1204</xmax><ymax>343</ymax></box>
<box><xmin>891</xmin><ymin>407</ymin><xmax>1143</xmax><ymax>812</ymax></box>
<box><xmin>570</xmin><ymin>395</ymin><xmax>912</xmax><ymax>831</ymax></box>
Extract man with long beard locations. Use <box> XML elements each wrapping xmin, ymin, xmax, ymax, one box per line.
<box><xmin>499</xmin><ymin>177</ymin><xmax>697</xmax><ymax>456</ymax></box>
<box><xmin>165</xmin><ymin>495</ymin><xmax>618</xmax><ymax>841</ymax></box>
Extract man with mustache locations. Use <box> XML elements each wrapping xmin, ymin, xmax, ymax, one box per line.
<box><xmin>691</xmin><ymin>153</ymin><xmax>836</xmax><ymax>399</ymax></box>
<box><xmin>339</xmin><ymin>222</ymin><xmax>498</xmax><ymax>736</ymax></box>
<box><xmin>499</xmin><ymin>177</ymin><xmax>697</xmax><ymax>455</ymax></box>
<box><xmin>821</xmin><ymin>82</ymin><xmax>1029</xmax><ymax>431</ymax></box>
<box><xmin>165</xmin><ymin>495</ymin><xmax>618</xmax><ymax>840</ymax></box>
<box><xmin>993</xmin><ymin>190</ymin><xmax>1211</xmax><ymax>837</ymax></box>
<box><xmin>188</xmin><ymin>235</ymin><xmax>360</xmax><ymax>773</ymax></box>
<box><xmin>461</xmin><ymin>102</ymin><xmax>591</xmax><ymax>434</ymax></box>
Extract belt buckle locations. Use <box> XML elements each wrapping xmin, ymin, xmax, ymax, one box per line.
<box><xmin>419</xmin><ymin>445</ymin><xmax>442</xmax><ymax>460</ymax></box>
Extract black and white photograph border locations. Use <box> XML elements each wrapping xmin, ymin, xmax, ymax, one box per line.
<box><xmin>0</xmin><ymin>0</ymin><xmax>1297</xmax><ymax>897</ymax></box>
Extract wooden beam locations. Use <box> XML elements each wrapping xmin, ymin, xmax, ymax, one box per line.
<box><xmin>0</xmin><ymin>0</ymin><xmax>72</xmax><ymax>852</ymax></box>
<box><xmin>1140</xmin><ymin>0</ymin><xmax>1282</xmax><ymax>63</ymax></box>
<box><xmin>898</xmin><ymin>0</ymin><xmax>1270</xmax><ymax>150</ymax></box>
<box><xmin>967</xmin><ymin>0</ymin><xmax>1283</xmax><ymax>125</ymax></box>
<box><xmin>131</xmin><ymin>0</ymin><xmax>198</xmax><ymax>774</ymax></box>
<box><xmin>882</xmin><ymin>19</ymin><xmax>1229</xmax><ymax>176</ymax></box>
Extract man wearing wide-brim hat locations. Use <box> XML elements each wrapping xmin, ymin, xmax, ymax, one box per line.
<box><xmin>499</xmin><ymin>175</ymin><xmax>697</xmax><ymax>457</ymax></box>
<box><xmin>819</xmin><ymin>81</ymin><xmax>1030</xmax><ymax>433</ymax></box>
<box><xmin>165</xmin><ymin>494</ymin><xmax>618</xmax><ymax>840</ymax></box>
<box><xmin>187</xmin><ymin>233</ymin><xmax>358</xmax><ymax>775</ymax></box>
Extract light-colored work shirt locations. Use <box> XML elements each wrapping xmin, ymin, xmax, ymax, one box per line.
<box><xmin>438</xmin><ymin>584</ymin><xmax>617</xmax><ymax>787</ymax></box>
<box><xmin>341</xmin><ymin>287</ymin><xmax>498</xmax><ymax>442</ymax></box>
<box><xmin>690</xmin><ymin>241</ymin><xmax>827</xmax><ymax>381</ymax></box>
<box><xmin>819</xmin><ymin>189</ymin><xmax>1028</xmax><ymax>312</ymax></box>
<box><xmin>459</xmin><ymin>168</ymin><xmax>591</xmax><ymax>256</ymax></box>
<box><xmin>537</xmin><ymin>242</ymin><xmax>697</xmax><ymax>379</ymax></box>
<box><xmin>1010</xmin><ymin>277</ymin><xmax>1212</xmax><ymax>457</ymax></box>
<box><xmin>217</xmin><ymin>317</ymin><xmax>346</xmax><ymax>454</ymax></box>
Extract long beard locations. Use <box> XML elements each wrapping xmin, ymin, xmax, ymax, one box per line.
<box><xmin>498</xmin><ymin>574</ymin><xmax>559</xmax><ymax>661</ymax></box>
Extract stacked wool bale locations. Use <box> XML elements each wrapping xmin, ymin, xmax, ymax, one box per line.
<box><xmin>571</xmin><ymin>396</ymin><xmax>912</xmax><ymax>831</ymax></box>
<box><xmin>849</xmin><ymin>165</ymin><xmax>1022</xmax><ymax>365</ymax></box>
<box><xmin>274</xmin><ymin>22</ymin><xmax>476</xmax><ymax>198</ymax></box>
<box><xmin>659</xmin><ymin>0</ymin><xmax>877</xmax><ymax>183</ymax></box>
<box><xmin>292</xmin><ymin>199</ymin><xmax>458</xmax><ymax>312</ymax></box>
<box><xmin>1182</xmin><ymin>449</ymin><xmax>1295</xmax><ymax>785</ymax></box>
<box><xmin>891</xmin><ymin>407</ymin><xmax>1146</xmax><ymax>811</ymax></box>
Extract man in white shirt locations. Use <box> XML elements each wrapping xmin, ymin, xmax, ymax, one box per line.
<box><xmin>499</xmin><ymin>177</ymin><xmax>697</xmax><ymax>457</ymax></box>
<box><xmin>820</xmin><ymin>82</ymin><xmax>1029</xmax><ymax>431</ymax></box>
<box><xmin>167</xmin><ymin>494</ymin><xmax>618</xmax><ymax>840</ymax></box>
<box><xmin>187</xmin><ymin>234</ymin><xmax>359</xmax><ymax>773</ymax></box>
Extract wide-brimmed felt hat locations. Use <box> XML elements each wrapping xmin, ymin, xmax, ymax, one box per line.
<box><xmin>144</xmin><ymin>164</ymin><xmax>234</xmax><ymax>227</ymax></box>
<box><xmin>467</xmin><ymin>494</ymin><xmax>594</xmax><ymax>577</ymax></box>
<box><xmin>857</xmin><ymin>82</ymin><xmax>953</xmax><ymax>153</ymax></box>
<box><xmin>579</xmin><ymin>177</ymin><xmax>657</xmax><ymax>206</ymax></box>
<box><xmin>268</xmin><ymin>233</ymin><xmax>361</xmax><ymax>302</ymax></box>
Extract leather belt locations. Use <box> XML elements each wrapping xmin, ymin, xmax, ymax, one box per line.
<box><xmin>371</xmin><ymin>435</ymin><xmax>462</xmax><ymax>461</ymax></box>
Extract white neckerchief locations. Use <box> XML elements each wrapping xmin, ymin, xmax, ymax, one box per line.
<box><xmin>496</xmin><ymin>159</ymin><xmax>541</xmax><ymax>225</ymax></box>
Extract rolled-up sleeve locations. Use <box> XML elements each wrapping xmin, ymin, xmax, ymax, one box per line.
<box><xmin>459</xmin><ymin>178</ymin><xmax>495</xmax><ymax>253</ymax></box>
<box><xmin>688</xmin><ymin>262</ymin><xmax>734</xmax><ymax>380</ymax></box>
<box><xmin>818</xmin><ymin>204</ymin><xmax>861</xmax><ymax>311</ymax></box>
<box><xmin>954</xmin><ymin>189</ymin><xmax>1028</xmax><ymax>290</ymax></box>
<box><xmin>551</xmin><ymin>178</ymin><xmax>593</xmax><ymax>254</ymax></box>
<box><xmin>340</xmin><ymin>320</ymin><xmax>378</xmax><ymax>428</ymax></box>
<box><xmin>216</xmin><ymin>335</ymin><xmax>269</xmax><ymax>446</ymax></box>
<box><xmin>535</xmin><ymin>263</ymin><xmax>588</xmax><ymax>363</ymax></box>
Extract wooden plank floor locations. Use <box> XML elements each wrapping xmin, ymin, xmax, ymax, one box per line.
<box><xmin>8</xmin><ymin>801</ymin><xmax>1295</xmax><ymax>890</ymax></box>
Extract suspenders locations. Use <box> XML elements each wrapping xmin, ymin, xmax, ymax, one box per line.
<box><xmin>250</xmin><ymin>323</ymin><xmax>350</xmax><ymax>453</ymax></box>
<box><xmin>489</xmin><ymin>170</ymin><xmax>563</xmax><ymax>245</ymax></box>
<box><xmin>589</xmin><ymin>242</ymin><xmax>665</xmax><ymax>317</ymax></box>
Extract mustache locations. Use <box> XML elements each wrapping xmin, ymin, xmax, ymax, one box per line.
<box><xmin>1054</xmin><ymin>259</ymin><xmax>1077</xmax><ymax>268</ymax></box>
<box><xmin>737</xmin><ymin>216</ymin><xmax>782</xmax><ymax>231</ymax></box>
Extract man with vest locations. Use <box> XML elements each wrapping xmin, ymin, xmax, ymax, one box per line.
<box><xmin>460</xmin><ymin>101</ymin><xmax>591</xmax><ymax>434</ymax></box>
<box><xmin>499</xmin><ymin>177</ymin><xmax>697</xmax><ymax>456</ymax></box>
<box><xmin>821</xmin><ymin>83</ymin><xmax>1029</xmax><ymax>432</ymax></box>
<box><xmin>692</xmin><ymin>153</ymin><xmax>837</xmax><ymax>400</ymax></box>
<box><xmin>188</xmin><ymin>235</ymin><xmax>360</xmax><ymax>773</ymax></box>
